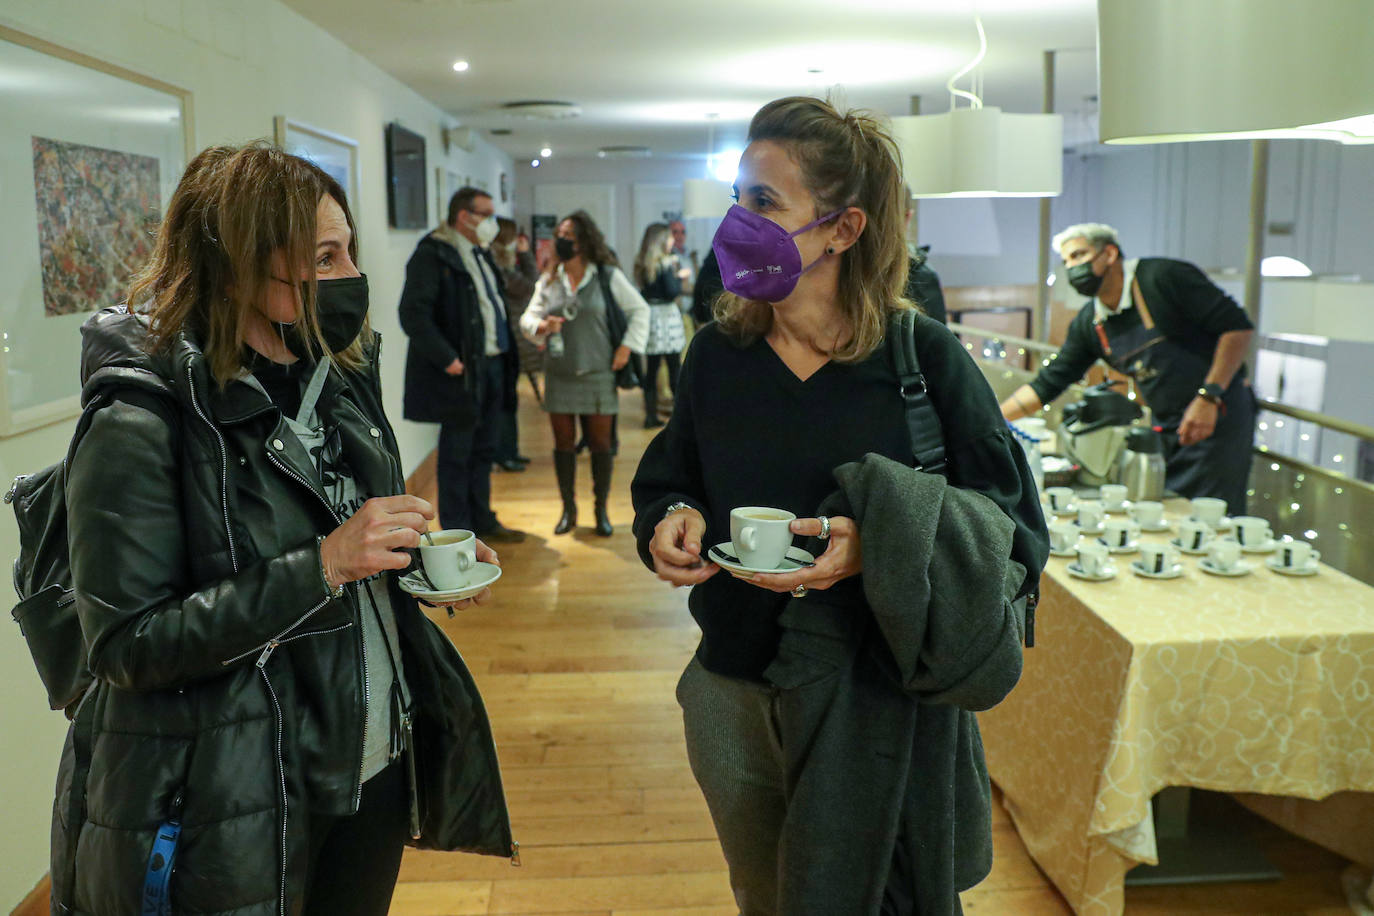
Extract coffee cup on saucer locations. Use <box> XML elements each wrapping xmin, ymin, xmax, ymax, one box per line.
<box><xmin>1207</xmin><ymin>538</ymin><xmax>1242</xmax><ymax>572</ymax></box>
<box><xmin>1102</xmin><ymin>517</ymin><xmax>1140</xmax><ymax>550</ymax></box>
<box><xmin>1191</xmin><ymin>497</ymin><xmax>1228</xmax><ymax>528</ymax></box>
<box><xmin>1139</xmin><ymin>542</ymin><xmax>1180</xmax><ymax>575</ymax></box>
<box><xmin>1046</xmin><ymin>487</ymin><xmax>1076</xmax><ymax>513</ymax></box>
<box><xmin>419</xmin><ymin>529</ymin><xmax>478</xmax><ymax>590</ymax></box>
<box><xmin>1049</xmin><ymin>520</ymin><xmax>1079</xmax><ymax>553</ymax></box>
<box><xmin>1128</xmin><ymin>500</ymin><xmax>1166</xmax><ymax>529</ymax></box>
<box><xmin>1076</xmin><ymin>541</ymin><xmax>1111</xmax><ymax>577</ymax></box>
<box><xmin>1177</xmin><ymin>518</ymin><xmax>1213</xmax><ymax>553</ymax></box>
<box><xmin>1077</xmin><ymin>500</ymin><xmax>1105</xmax><ymax>532</ymax></box>
<box><xmin>1100</xmin><ymin>483</ymin><xmax>1129</xmax><ymax>510</ymax></box>
<box><xmin>1277</xmin><ymin>539</ymin><xmax>1320</xmax><ymax>570</ymax></box>
<box><xmin>1233</xmin><ymin>516</ymin><xmax>1273</xmax><ymax>549</ymax></box>
<box><xmin>729</xmin><ymin>507</ymin><xmax>796</xmax><ymax>570</ymax></box>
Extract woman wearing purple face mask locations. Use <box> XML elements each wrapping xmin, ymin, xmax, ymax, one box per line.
<box><xmin>631</xmin><ymin>97</ymin><xmax>1047</xmax><ymax>916</ymax></box>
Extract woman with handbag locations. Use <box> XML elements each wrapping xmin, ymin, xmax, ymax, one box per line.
<box><xmin>521</xmin><ymin>210</ymin><xmax>649</xmax><ymax>536</ymax></box>
<box><xmin>630</xmin><ymin>97</ymin><xmax>1047</xmax><ymax>915</ymax></box>
<box><xmin>633</xmin><ymin>222</ymin><xmax>691</xmax><ymax>428</ymax></box>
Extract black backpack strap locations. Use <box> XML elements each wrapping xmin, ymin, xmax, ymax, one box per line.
<box><xmin>597</xmin><ymin>264</ymin><xmax>626</xmax><ymax>346</ymax></box>
<box><xmin>888</xmin><ymin>309</ymin><xmax>947</xmax><ymax>476</ymax></box>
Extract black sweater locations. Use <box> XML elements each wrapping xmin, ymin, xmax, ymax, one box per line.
<box><xmin>631</xmin><ymin>320</ymin><xmax>1047</xmax><ymax>680</ymax></box>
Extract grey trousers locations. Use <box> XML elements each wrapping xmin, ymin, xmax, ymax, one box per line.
<box><xmin>677</xmin><ymin>657</ymin><xmax>917</xmax><ymax>916</ymax></box>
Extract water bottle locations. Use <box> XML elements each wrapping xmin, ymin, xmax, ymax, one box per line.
<box><xmin>1010</xmin><ymin>418</ymin><xmax>1047</xmax><ymax>495</ymax></box>
<box><xmin>547</xmin><ymin>330</ymin><xmax>564</xmax><ymax>359</ymax></box>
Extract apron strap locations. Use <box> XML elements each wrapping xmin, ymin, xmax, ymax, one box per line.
<box><xmin>1132</xmin><ymin>277</ymin><xmax>1156</xmax><ymax>330</ymax></box>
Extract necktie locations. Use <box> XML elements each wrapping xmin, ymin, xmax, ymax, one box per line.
<box><xmin>475</xmin><ymin>249</ymin><xmax>511</xmax><ymax>353</ymax></box>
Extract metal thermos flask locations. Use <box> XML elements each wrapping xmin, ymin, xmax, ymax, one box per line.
<box><xmin>1118</xmin><ymin>426</ymin><xmax>1166</xmax><ymax>501</ymax></box>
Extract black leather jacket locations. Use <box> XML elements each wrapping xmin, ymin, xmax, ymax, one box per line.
<box><xmin>52</xmin><ymin>308</ymin><xmax>512</xmax><ymax>916</ymax></box>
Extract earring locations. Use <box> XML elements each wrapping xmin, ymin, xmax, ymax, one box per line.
<box><xmin>826</xmin><ymin>246</ymin><xmax>835</xmax><ymax>255</ymax></box>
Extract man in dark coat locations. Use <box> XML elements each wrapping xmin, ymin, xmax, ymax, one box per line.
<box><xmin>399</xmin><ymin>187</ymin><xmax>525</xmax><ymax>541</ymax></box>
<box><xmin>1000</xmin><ymin>222</ymin><xmax>1256</xmax><ymax>513</ymax></box>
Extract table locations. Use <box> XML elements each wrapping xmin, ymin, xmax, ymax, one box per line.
<box><xmin>977</xmin><ymin>498</ymin><xmax>1374</xmax><ymax>915</ymax></box>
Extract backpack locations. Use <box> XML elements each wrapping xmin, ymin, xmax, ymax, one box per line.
<box><xmin>7</xmin><ymin>368</ymin><xmax>173</xmax><ymax>717</ymax></box>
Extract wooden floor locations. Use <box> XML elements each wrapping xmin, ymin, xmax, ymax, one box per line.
<box><xmin>395</xmin><ymin>392</ymin><xmax>1355</xmax><ymax>916</ymax></box>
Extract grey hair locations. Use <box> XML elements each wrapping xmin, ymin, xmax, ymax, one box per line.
<box><xmin>1052</xmin><ymin>223</ymin><xmax>1123</xmax><ymax>258</ymax></box>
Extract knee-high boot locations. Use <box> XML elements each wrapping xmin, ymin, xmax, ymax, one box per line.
<box><xmin>554</xmin><ymin>450</ymin><xmax>577</xmax><ymax>535</ymax></box>
<box><xmin>591</xmin><ymin>451</ymin><xmax>614</xmax><ymax>537</ymax></box>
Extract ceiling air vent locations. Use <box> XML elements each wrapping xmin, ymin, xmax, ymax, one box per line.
<box><xmin>489</xmin><ymin>128</ymin><xmax>513</xmax><ymax>136</ymax></box>
<box><xmin>500</xmin><ymin>101</ymin><xmax>581</xmax><ymax>120</ymax></box>
<box><xmin>597</xmin><ymin>145</ymin><xmax>652</xmax><ymax>159</ymax></box>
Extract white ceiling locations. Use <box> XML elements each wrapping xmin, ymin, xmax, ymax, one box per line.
<box><xmin>279</xmin><ymin>0</ymin><xmax>1104</xmax><ymax>162</ymax></box>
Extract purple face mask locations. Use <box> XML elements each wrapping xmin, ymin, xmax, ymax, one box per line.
<box><xmin>712</xmin><ymin>204</ymin><xmax>844</xmax><ymax>303</ymax></box>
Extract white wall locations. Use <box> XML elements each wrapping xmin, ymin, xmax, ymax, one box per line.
<box><xmin>0</xmin><ymin>0</ymin><xmax>512</xmax><ymax>905</ymax></box>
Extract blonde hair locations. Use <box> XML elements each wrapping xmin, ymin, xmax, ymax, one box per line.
<box><xmin>131</xmin><ymin>142</ymin><xmax>370</xmax><ymax>386</ymax></box>
<box><xmin>714</xmin><ymin>96</ymin><xmax>913</xmax><ymax>362</ymax></box>
<box><xmin>633</xmin><ymin>223</ymin><xmax>673</xmax><ymax>289</ymax></box>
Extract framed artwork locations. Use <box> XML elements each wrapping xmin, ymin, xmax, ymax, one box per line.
<box><xmin>274</xmin><ymin>116</ymin><xmax>360</xmax><ymax>219</ymax></box>
<box><xmin>0</xmin><ymin>26</ymin><xmax>193</xmax><ymax>437</ymax></box>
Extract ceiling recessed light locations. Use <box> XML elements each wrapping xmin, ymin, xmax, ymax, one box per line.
<box><xmin>452</xmin><ymin>60</ymin><xmax>469</xmax><ymax>72</ymax></box>
<box><xmin>530</xmin><ymin>158</ymin><xmax>541</xmax><ymax>168</ymax></box>
<box><xmin>540</xmin><ymin>147</ymin><xmax>552</xmax><ymax>157</ymax></box>
<box><xmin>489</xmin><ymin>128</ymin><xmax>512</xmax><ymax>136</ymax></box>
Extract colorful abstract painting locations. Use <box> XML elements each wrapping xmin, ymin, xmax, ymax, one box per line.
<box><xmin>32</xmin><ymin>137</ymin><xmax>160</xmax><ymax>317</ymax></box>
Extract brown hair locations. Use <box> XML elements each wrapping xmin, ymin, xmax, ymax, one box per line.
<box><xmin>714</xmin><ymin>96</ymin><xmax>914</xmax><ymax>362</ymax></box>
<box><xmin>545</xmin><ymin>210</ymin><xmax>618</xmax><ymax>278</ymax></box>
<box><xmin>633</xmin><ymin>222</ymin><xmax>673</xmax><ymax>288</ymax></box>
<box><xmin>131</xmin><ymin>142</ymin><xmax>369</xmax><ymax>386</ymax></box>
<box><xmin>447</xmin><ymin>186</ymin><xmax>490</xmax><ymax>226</ymax></box>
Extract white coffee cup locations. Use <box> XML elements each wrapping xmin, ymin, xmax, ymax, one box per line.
<box><xmin>1233</xmin><ymin>516</ymin><xmax>1273</xmax><ymax>548</ymax></box>
<box><xmin>1077</xmin><ymin>541</ymin><xmax>1110</xmax><ymax>577</ymax></box>
<box><xmin>1191</xmin><ymin>497</ymin><xmax>1228</xmax><ymax>527</ymax></box>
<box><xmin>1128</xmin><ymin>500</ymin><xmax>1165</xmax><ymax>528</ymax></box>
<box><xmin>1049</xmin><ymin>520</ymin><xmax>1079</xmax><ymax>552</ymax></box>
<box><xmin>1178</xmin><ymin>518</ymin><xmax>1213</xmax><ymax>552</ymax></box>
<box><xmin>419</xmin><ymin>529</ymin><xmax>477</xmax><ymax>589</ymax></box>
<box><xmin>1046</xmin><ymin>487</ymin><xmax>1076</xmax><ymax>512</ymax></box>
<box><xmin>1279</xmin><ymin>540</ymin><xmax>1321</xmax><ymax>569</ymax></box>
<box><xmin>1208</xmin><ymin>538</ymin><xmax>1242</xmax><ymax>571</ymax></box>
<box><xmin>1100</xmin><ymin>484</ymin><xmax>1128</xmax><ymax>508</ymax></box>
<box><xmin>1140</xmin><ymin>542</ymin><xmax>1180</xmax><ymax>575</ymax></box>
<box><xmin>730</xmin><ymin>507</ymin><xmax>796</xmax><ymax>570</ymax></box>
<box><xmin>1077</xmin><ymin>500</ymin><xmax>1105</xmax><ymax>531</ymax></box>
<box><xmin>1103</xmin><ymin>518</ymin><xmax>1140</xmax><ymax>549</ymax></box>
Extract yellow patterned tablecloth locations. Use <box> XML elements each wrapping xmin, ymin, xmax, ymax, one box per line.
<box><xmin>978</xmin><ymin>500</ymin><xmax>1374</xmax><ymax>915</ymax></box>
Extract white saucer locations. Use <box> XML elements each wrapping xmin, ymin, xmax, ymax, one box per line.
<box><xmin>1266</xmin><ymin>557</ymin><xmax>1319</xmax><ymax>576</ymax></box>
<box><xmin>708</xmin><ymin>543</ymin><xmax>817</xmax><ymax>576</ymax></box>
<box><xmin>1234</xmin><ymin>537</ymin><xmax>1277</xmax><ymax>554</ymax></box>
<box><xmin>1187</xmin><ymin>514</ymin><xmax>1234</xmax><ymax>531</ymax></box>
<box><xmin>1131</xmin><ymin>560</ymin><xmax>1184</xmax><ymax>579</ymax></box>
<box><xmin>1199</xmin><ymin>558</ymin><xmax>1254</xmax><ymax>577</ymax></box>
<box><xmin>1103</xmin><ymin>501</ymin><xmax>1132</xmax><ymax>514</ymax></box>
<box><xmin>1097</xmin><ymin>537</ymin><xmax>1140</xmax><ymax>555</ymax></box>
<box><xmin>1066</xmin><ymin>562</ymin><xmax>1116</xmax><ymax>581</ymax></box>
<box><xmin>1049</xmin><ymin>504</ymin><xmax>1078</xmax><ymax>516</ymax></box>
<box><xmin>1171</xmin><ymin>536</ymin><xmax>1211</xmax><ymax>556</ymax></box>
<box><xmin>1137</xmin><ymin>521</ymin><xmax>1172</xmax><ymax>533</ymax></box>
<box><xmin>399</xmin><ymin>562</ymin><xmax>502</xmax><ymax>602</ymax></box>
<box><xmin>1049</xmin><ymin>546</ymin><xmax>1079</xmax><ymax>558</ymax></box>
<box><xmin>1075</xmin><ymin>521</ymin><xmax>1104</xmax><ymax>535</ymax></box>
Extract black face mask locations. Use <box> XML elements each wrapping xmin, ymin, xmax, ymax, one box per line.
<box><xmin>555</xmin><ymin>238</ymin><xmax>577</xmax><ymax>261</ymax></box>
<box><xmin>1067</xmin><ymin>261</ymin><xmax>1105</xmax><ymax>297</ymax></box>
<box><xmin>274</xmin><ymin>275</ymin><xmax>370</xmax><ymax>360</ymax></box>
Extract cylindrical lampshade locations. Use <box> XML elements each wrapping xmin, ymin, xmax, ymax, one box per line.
<box><xmin>1099</xmin><ymin>0</ymin><xmax>1374</xmax><ymax>144</ymax></box>
<box><xmin>682</xmin><ymin>178</ymin><xmax>734</xmax><ymax>219</ymax></box>
<box><xmin>892</xmin><ymin>108</ymin><xmax>1063</xmax><ymax>198</ymax></box>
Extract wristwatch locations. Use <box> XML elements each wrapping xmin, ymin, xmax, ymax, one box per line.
<box><xmin>1197</xmin><ymin>382</ymin><xmax>1224</xmax><ymax>405</ymax></box>
<box><xmin>663</xmin><ymin>501</ymin><xmax>694</xmax><ymax>520</ymax></box>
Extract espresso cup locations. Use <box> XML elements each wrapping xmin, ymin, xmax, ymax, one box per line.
<box><xmin>1100</xmin><ymin>484</ymin><xmax>1129</xmax><ymax>509</ymax></box>
<box><xmin>1077</xmin><ymin>500</ymin><xmax>1105</xmax><ymax>531</ymax></box>
<box><xmin>1233</xmin><ymin>516</ymin><xmax>1273</xmax><ymax>548</ymax></box>
<box><xmin>1208</xmin><ymin>538</ymin><xmax>1242</xmax><ymax>571</ymax></box>
<box><xmin>1191</xmin><ymin>497</ymin><xmax>1228</xmax><ymax>527</ymax></box>
<box><xmin>730</xmin><ymin>507</ymin><xmax>796</xmax><ymax>570</ymax></box>
<box><xmin>1178</xmin><ymin>519</ymin><xmax>1213</xmax><ymax>552</ymax></box>
<box><xmin>1077</xmin><ymin>541</ymin><xmax>1110</xmax><ymax>577</ymax></box>
<box><xmin>1049</xmin><ymin>520</ymin><xmax>1079</xmax><ymax>552</ymax></box>
<box><xmin>419</xmin><ymin>529</ymin><xmax>477</xmax><ymax>590</ymax></box>
<box><xmin>1279</xmin><ymin>540</ymin><xmax>1321</xmax><ymax>569</ymax></box>
<box><xmin>1103</xmin><ymin>518</ymin><xmax>1140</xmax><ymax>549</ymax></box>
<box><xmin>1046</xmin><ymin>487</ymin><xmax>1075</xmax><ymax>512</ymax></box>
<box><xmin>1128</xmin><ymin>500</ymin><xmax>1165</xmax><ymax>528</ymax></box>
<box><xmin>1140</xmin><ymin>542</ymin><xmax>1180</xmax><ymax>575</ymax></box>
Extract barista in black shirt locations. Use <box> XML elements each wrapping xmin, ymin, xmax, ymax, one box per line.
<box><xmin>1000</xmin><ymin>223</ymin><xmax>1256</xmax><ymax>513</ymax></box>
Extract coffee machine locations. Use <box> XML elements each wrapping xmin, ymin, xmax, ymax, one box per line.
<box><xmin>1058</xmin><ymin>381</ymin><xmax>1144</xmax><ymax>485</ymax></box>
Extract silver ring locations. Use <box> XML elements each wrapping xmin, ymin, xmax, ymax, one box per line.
<box><xmin>817</xmin><ymin>516</ymin><xmax>831</xmax><ymax>540</ymax></box>
<box><xmin>791</xmin><ymin>585</ymin><xmax>808</xmax><ymax>598</ymax></box>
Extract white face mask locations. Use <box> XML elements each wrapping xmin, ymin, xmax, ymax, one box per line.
<box><xmin>473</xmin><ymin>214</ymin><xmax>499</xmax><ymax>247</ymax></box>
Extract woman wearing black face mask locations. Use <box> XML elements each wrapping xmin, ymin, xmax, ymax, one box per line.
<box><xmin>521</xmin><ymin>210</ymin><xmax>649</xmax><ymax>536</ymax></box>
<box><xmin>52</xmin><ymin>143</ymin><xmax>514</xmax><ymax>916</ymax></box>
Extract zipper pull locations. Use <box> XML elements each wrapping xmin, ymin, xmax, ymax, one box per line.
<box><xmin>510</xmin><ymin>840</ymin><xmax>521</xmax><ymax>867</ymax></box>
<box><xmin>170</xmin><ymin>789</ymin><xmax>185</xmax><ymax>825</ymax></box>
<box><xmin>255</xmin><ymin>639</ymin><xmax>280</xmax><ymax>668</ymax></box>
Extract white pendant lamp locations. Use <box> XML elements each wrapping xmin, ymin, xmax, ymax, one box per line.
<box><xmin>1099</xmin><ymin>0</ymin><xmax>1374</xmax><ymax>145</ymax></box>
<box><xmin>893</xmin><ymin>18</ymin><xmax>1063</xmax><ymax>198</ymax></box>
